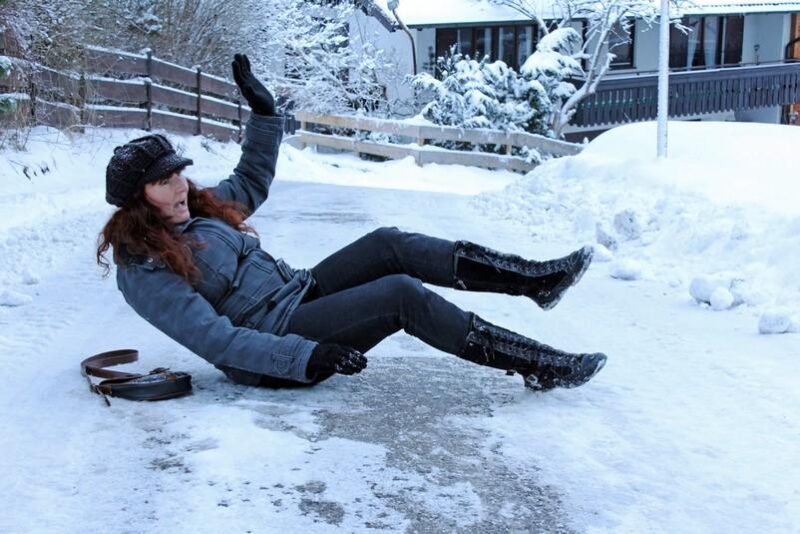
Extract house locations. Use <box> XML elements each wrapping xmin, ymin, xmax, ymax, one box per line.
<box><xmin>355</xmin><ymin>0</ymin><xmax>800</xmax><ymax>138</ymax></box>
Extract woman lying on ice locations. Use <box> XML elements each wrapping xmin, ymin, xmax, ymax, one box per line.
<box><xmin>97</xmin><ymin>54</ymin><xmax>606</xmax><ymax>392</ymax></box>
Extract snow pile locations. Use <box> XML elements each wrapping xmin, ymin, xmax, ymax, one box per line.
<box><xmin>475</xmin><ymin>121</ymin><xmax>800</xmax><ymax>334</ymax></box>
<box><xmin>758</xmin><ymin>310</ymin><xmax>800</xmax><ymax>334</ymax></box>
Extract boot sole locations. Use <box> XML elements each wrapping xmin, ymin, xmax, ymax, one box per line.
<box><xmin>538</xmin><ymin>246</ymin><xmax>594</xmax><ymax>311</ymax></box>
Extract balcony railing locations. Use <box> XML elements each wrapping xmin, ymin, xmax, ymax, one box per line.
<box><xmin>572</xmin><ymin>61</ymin><xmax>800</xmax><ymax>127</ymax></box>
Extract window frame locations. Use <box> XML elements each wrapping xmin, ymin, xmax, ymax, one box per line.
<box><xmin>608</xmin><ymin>19</ymin><xmax>636</xmax><ymax>70</ymax></box>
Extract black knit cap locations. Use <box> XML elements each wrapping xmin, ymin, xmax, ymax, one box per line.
<box><xmin>105</xmin><ymin>134</ymin><xmax>194</xmax><ymax>207</ymax></box>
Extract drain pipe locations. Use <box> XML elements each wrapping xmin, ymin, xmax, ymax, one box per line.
<box><xmin>388</xmin><ymin>0</ymin><xmax>417</xmax><ymax>75</ymax></box>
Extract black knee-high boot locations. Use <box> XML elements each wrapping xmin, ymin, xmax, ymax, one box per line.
<box><xmin>459</xmin><ymin>315</ymin><xmax>607</xmax><ymax>390</ymax></box>
<box><xmin>452</xmin><ymin>241</ymin><xmax>594</xmax><ymax>310</ymax></box>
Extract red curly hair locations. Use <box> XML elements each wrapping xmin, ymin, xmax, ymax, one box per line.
<box><xmin>97</xmin><ymin>179</ymin><xmax>256</xmax><ymax>282</ymax></box>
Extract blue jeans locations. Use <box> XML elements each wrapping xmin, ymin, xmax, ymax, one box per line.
<box><xmin>261</xmin><ymin>227</ymin><xmax>474</xmax><ymax>387</ymax></box>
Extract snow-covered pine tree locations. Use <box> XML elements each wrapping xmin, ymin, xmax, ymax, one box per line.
<box><xmin>520</xmin><ymin>27</ymin><xmax>584</xmax><ymax>126</ymax></box>
<box><xmin>410</xmin><ymin>47</ymin><xmax>551</xmax><ymax>161</ymax></box>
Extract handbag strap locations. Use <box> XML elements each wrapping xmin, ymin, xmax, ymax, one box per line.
<box><xmin>81</xmin><ymin>349</ymin><xmax>192</xmax><ymax>405</ymax></box>
<box><xmin>81</xmin><ymin>349</ymin><xmax>142</xmax><ymax>380</ymax></box>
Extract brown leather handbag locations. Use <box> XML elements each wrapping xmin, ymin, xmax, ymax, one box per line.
<box><xmin>81</xmin><ymin>349</ymin><xmax>192</xmax><ymax>405</ymax></box>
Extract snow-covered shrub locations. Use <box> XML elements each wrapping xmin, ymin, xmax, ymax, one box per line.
<box><xmin>409</xmin><ymin>48</ymin><xmax>551</xmax><ymax>161</ymax></box>
<box><xmin>0</xmin><ymin>56</ymin><xmax>13</xmax><ymax>116</ymax></box>
<box><xmin>411</xmin><ymin>49</ymin><xmax>552</xmax><ymax>135</ymax></box>
<box><xmin>0</xmin><ymin>56</ymin><xmax>11</xmax><ymax>78</ymax></box>
<box><xmin>520</xmin><ymin>28</ymin><xmax>583</xmax><ymax>123</ymax></box>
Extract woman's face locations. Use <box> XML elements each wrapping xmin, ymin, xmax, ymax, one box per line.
<box><xmin>144</xmin><ymin>172</ymin><xmax>190</xmax><ymax>225</ymax></box>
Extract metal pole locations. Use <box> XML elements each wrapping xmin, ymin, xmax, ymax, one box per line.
<box><xmin>392</xmin><ymin>10</ymin><xmax>417</xmax><ymax>75</ymax></box>
<box><xmin>657</xmin><ymin>0</ymin><xmax>670</xmax><ymax>158</ymax></box>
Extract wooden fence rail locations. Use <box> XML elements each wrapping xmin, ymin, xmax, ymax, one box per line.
<box><xmin>1</xmin><ymin>43</ymin><xmax>583</xmax><ymax>171</ymax></box>
<box><xmin>1</xmin><ymin>46</ymin><xmax>249</xmax><ymax>141</ymax></box>
<box><xmin>286</xmin><ymin>112</ymin><xmax>583</xmax><ymax>172</ymax></box>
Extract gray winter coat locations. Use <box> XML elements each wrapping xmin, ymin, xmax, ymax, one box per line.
<box><xmin>116</xmin><ymin>114</ymin><xmax>317</xmax><ymax>384</ymax></box>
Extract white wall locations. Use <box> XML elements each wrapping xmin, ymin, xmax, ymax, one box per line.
<box><xmin>350</xmin><ymin>11</ymin><xmax>418</xmax><ymax>113</ymax></box>
<box><xmin>742</xmin><ymin>13</ymin><xmax>788</xmax><ymax>63</ymax></box>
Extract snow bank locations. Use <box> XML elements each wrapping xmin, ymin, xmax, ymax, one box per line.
<box><xmin>474</xmin><ymin>121</ymin><xmax>800</xmax><ymax>333</ymax></box>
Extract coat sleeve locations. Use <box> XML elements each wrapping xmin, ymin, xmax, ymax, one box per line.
<box><xmin>117</xmin><ymin>262</ymin><xmax>316</xmax><ymax>383</ymax></box>
<box><xmin>210</xmin><ymin>113</ymin><xmax>285</xmax><ymax>215</ymax></box>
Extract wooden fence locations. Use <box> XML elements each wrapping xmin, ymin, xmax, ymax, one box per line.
<box><xmin>287</xmin><ymin>112</ymin><xmax>583</xmax><ymax>172</ymax></box>
<box><xmin>1</xmin><ymin>45</ymin><xmax>249</xmax><ymax>141</ymax></box>
<box><xmin>1</xmin><ymin>42</ymin><xmax>583</xmax><ymax>171</ymax></box>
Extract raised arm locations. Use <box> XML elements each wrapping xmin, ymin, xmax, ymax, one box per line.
<box><xmin>211</xmin><ymin>53</ymin><xmax>285</xmax><ymax>215</ymax></box>
<box><xmin>210</xmin><ymin>114</ymin><xmax>284</xmax><ymax>214</ymax></box>
<box><xmin>117</xmin><ymin>263</ymin><xmax>317</xmax><ymax>383</ymax></box>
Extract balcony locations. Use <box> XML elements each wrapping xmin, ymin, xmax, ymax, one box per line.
<box><xmin>572</xmin><ymin>61</ymin><xmax>800</xmax><ymax>127</ymax></box>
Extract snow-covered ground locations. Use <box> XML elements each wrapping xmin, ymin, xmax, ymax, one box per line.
<box><xmin>0</xmin><ymin>121</ymin><xmax>797</xmax><ymax>533</ymax></box>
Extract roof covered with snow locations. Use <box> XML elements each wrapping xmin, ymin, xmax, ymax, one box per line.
<box><xmin>372</xmin><ymin>0</ymin><xmax>800</xmax><ymax>26</ymax></box>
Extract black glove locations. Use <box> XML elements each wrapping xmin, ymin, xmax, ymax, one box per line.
<box><xmin>306</xmin><ymin>343</ymin><xmax>368</xmax><ymax>379</ymax></box>
<box><xmin>231</xmin><ymin>53</ymin><xmax>276</xmax><ymax>116</ymax></box>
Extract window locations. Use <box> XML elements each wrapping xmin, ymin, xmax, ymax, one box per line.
<box><xmin>609</xmin><ymin>20</ymin><xmax>635</xmax><ymax>69</ymax></box>
<box><xmin>670</xmin><ymin>16</ymin><xmax>743</xmax><ymax>69</ymax></box>
<box><xmin>435</xmin><ymin>28</ymin><xmax>458</xmax><ymax>65</ymax></box>
<box><xmin>457</xmin><ymin>28</ymin><xmax>474</xmax><ymax>58</ymax></box>
<box><xmin>475</xmin><ymin>28</ymin><xmax>493</xmax><ymax>60</ymax></box>
<box><xmin>722</xmin><ymin>16</ymin><xmax>744</xmax><ymax>65</ymax></box>
<box><xmin>434</xmin><ymin>24</ymin><xmax>538</xmax><ymax>75</ymax></box>
<box><xmin>517</xmin><ymin>26</ymin><xmax>534</xmax><ymax>67</ymax></box>
<box><xmin>498</xmin><ymin>26</ymin><xmax>516</xmax><ymax>67</ymax></box>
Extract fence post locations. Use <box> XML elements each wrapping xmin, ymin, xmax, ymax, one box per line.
<box><xmin>237</xmin><ymin>99</ymin><xmax>243</xmax><ymax>143</ymax></box>
<box><xmin>146</xmin><ymin>50</ymin><xmax>153</xmax><ymax>78</ymax></box>
<box><xmin>196</xmin><ymin>67</ymin><xmax>202</xmax><ymax>135</ymax></box>
<box><xmin>145</xmin><ymin>80</ymin><xmax>152</xmax><ymax>131</ymax></box>
<box><xmin>28</xmin><ymin>70</ymin><xmax>37</xmax><ymax>122</ymax></box>
<box><xmin>299</xmin><ymin>120</ymin><xmax>308</xmax><ymax>150</ymax></box>
<box><xmin>78</xmin><ymin>72</ymin><xmax>87</xmax><ymax>127</ymax></box>
<box><xmin>145</xmin><ymin>50</ymin><xmax>153</xmax><ymax>131</ymax></box>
